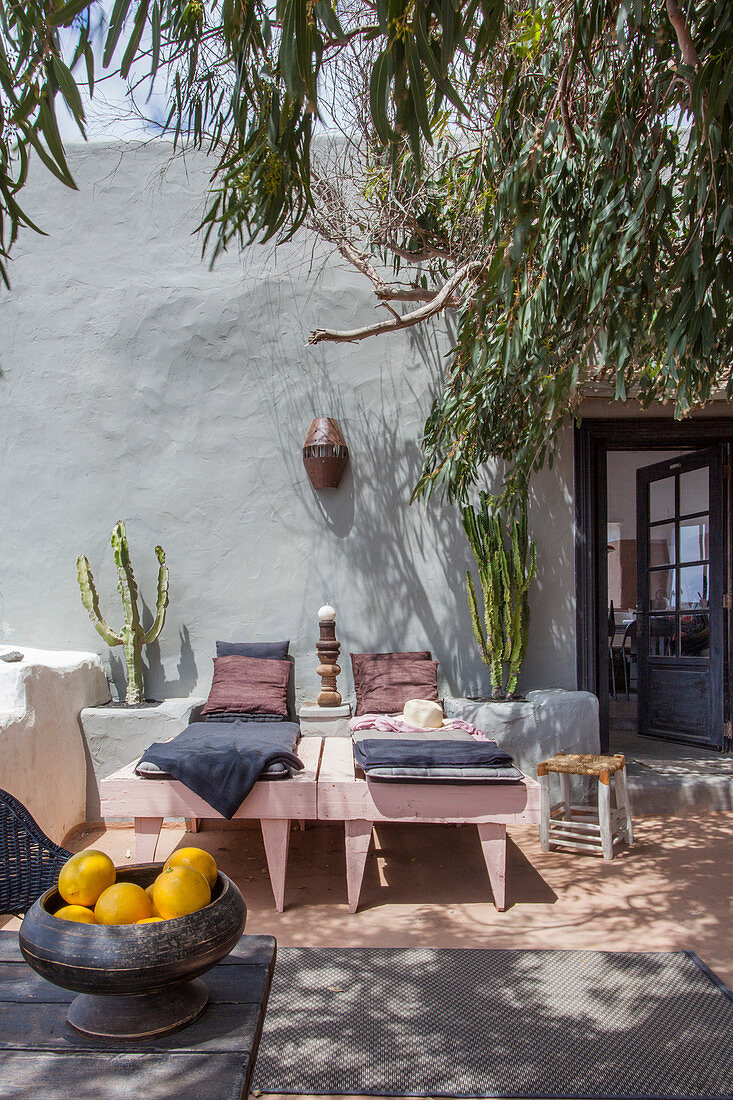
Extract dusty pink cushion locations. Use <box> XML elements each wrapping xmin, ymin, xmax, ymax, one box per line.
<box><xmin>351</xmin><ymin>651</ymin><xmax>438</xmax><ymax>715</ymax></box>
<box><xmin>202</xmin><ymin>655</ymin><xmax>291</xmax><ymax>719</ymax></box>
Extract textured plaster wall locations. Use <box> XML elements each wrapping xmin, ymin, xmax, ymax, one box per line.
<box><xmin>0</xmin><ymin>142</ymin><xmax>577</xmax><ymax>710</ymax></box>
<box><xmin>0</xmin><ymin>648</ymin><xmax>110</xmax><ymax>841</ymax></box>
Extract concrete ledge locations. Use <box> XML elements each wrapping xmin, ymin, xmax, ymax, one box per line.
<box><xmin>80</xmin><ymin>697</ymin><xmax>205</xmax><ymax>820</ymax></box>
<box><xmin>444</xmin><ymin>689</ymin><xmax>600</xmax><ymax>779</ymax></box>
<box><xmin>298</xmin><ymin>702</ymin><xmax>352</xmax><ymax>738</ymax></box>
<box><xmin>0</xmin><ymin>646</ymin><xmax>110</xmax><ymax>842</ymax></box>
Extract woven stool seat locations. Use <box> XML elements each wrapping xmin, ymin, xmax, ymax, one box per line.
<box><xmin>536</xmin><ymin>753</ymin><xmax>632</xmax><ymax>860</ymax></box>
<box><xmin>537</xmin><ymin>752</ymin><xmax>626</xmax><ymax>779</ymax></box>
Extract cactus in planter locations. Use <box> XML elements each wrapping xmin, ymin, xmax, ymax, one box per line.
<box><xmin>462</xmin><ymin>493</ymin><xmax>537</xmax><ymax>700</ymax></box>
<box><xmin>76</xmin><ymin>521</ymin><xmax>169</xmax><ymax>706</ymax></box>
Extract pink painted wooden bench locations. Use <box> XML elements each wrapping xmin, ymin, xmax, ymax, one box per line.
<box><xmin>316</xmin><ymin>737</ymin><xmax>541</xmax><ymax>913</ymax></box>
<box><xmin>99</xmin><ymin>735</ymin><xmax>322</xmax><ymax>912</ymax></box>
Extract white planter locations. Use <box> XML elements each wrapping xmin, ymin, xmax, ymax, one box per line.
<box><xmin>298</xmin><ymin>702</ymin><xmax>352</xmax><ymax>737</ymax></box>
<box><xmin>444</xmin><ymin>689</ymin><xmax>600</xmax><ymax>778</ymax></box>
<box><xmin>0</xmin><ymin>646</ymin><xmax>110</xmax><ymax>842</ymax></box>
<box><xmin>80</xmin><ymin>697</ymin><xmax>205</xmax><ymax>819</ymax></box>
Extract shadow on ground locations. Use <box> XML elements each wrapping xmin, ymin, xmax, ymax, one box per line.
<box><xmin>5</xmin><ymin>814</ymin><xmax>730</xmax><ymax>991</ymax></box>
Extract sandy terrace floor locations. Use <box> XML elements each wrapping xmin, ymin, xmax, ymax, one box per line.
<box><xmin>4</xmin><ymin>813</ymin><xmax>732</xmax><ymax>987</ymax></box>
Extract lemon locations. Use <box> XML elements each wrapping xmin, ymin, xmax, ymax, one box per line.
<box><xmin>145</xmin><ymin>882</ymin><xmax>162</xmax><ymax>916</ymax></box>
<box><xmin>136</xmin><ymin>917</ymin><xmax>165</xmax><ymax>924</ymax></box>
<box><xmin>55</xmin><ymin>904</ymin><xmax>98</xmax><ymax>924</ymax></box>
<box><xmin>94</xmin><ymin>882</ymin><xmax>152</xmax><ymax>925</ymax></box>
<box><xmin>164</xmin><ymin>847</ymin><xmax>218</xmax><ymax>890</ymax></box>
<box><xmin>152</xmin><ymin>865</ymin><xmax>211</xmax><ymax>919</ymax></box>
<box><xmin>58</xmin><ymin>850</ymin><xmax>116</xmax><ymax>907</ymax></box>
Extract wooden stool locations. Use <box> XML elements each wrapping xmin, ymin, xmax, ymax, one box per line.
<box><xmin>536</xmin><ymin>752</ymin><xmax>633</xmax><ymax>859</ymax></box>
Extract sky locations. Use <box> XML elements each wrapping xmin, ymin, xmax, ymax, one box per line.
<box><xmin>57</xmin><ymin>2</ymin><xmax>171</xmax><ymax>143</ymax></box>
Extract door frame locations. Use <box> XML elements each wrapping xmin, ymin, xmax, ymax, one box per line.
<box><xmin>574</xmin><ymin>417</ymin><xmax>733</xmax><ymax>752</ymax></box>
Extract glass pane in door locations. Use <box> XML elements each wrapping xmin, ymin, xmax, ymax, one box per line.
<box><xmin>648</xmin><ymin>570</ymin><xmax>673</xmax><ymax>610</ymax></box>
<box><xmin>680</xmin><ymin>613</ymin><xmax>710</xmax><ymax>657</ymax></box>
<box><xmin>650</xmin><ymin>476</ymin><xmax>675</xmax><ymax>521</ymax></box>
<box><xmin>680</xmin><ymin>516</ymin><xmax>709</xmax><ymax>562</ymax></box>
<box><xmin>648</xmin><ymin>613</ymin><xmax>675</xmax><ymax>655</ymax></box>
<box><xmin>650</xmin><ymin>522</ymin><xmax>676</xmax><ymax>566</ymax></box>
<box><xmin>679</xmin><ymin>564</ymin><xmax>709</xmax><ymax>609</ymax></box>
<box><xmin>680</xmin><ymin>466</ymin><xmax>709</xmax><ymax>515</ymax></box>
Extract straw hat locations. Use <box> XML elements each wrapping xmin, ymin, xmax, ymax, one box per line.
<box><xmin>400</xmin><ymin>699</ymin><xmax>446</xmax><ymax>729</ymax></box>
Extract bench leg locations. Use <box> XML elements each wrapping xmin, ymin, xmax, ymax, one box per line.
<box><xmin>477</xmin><ymin>823</ymin><xmax>507</xmax><ymax>911</ymax></box>
<box><xmin>345</xmin><ymin>820</ymin><xmax>373</xmax><ymax>914</ymax></box>
<box><xmin>134</xmin><ymin>817</ymin><xmax>163</xmax><ymax>862</ymax></box>
<box><xmin>538</xmin><ymin>773</ymin><xmax>551</xmax><ymax>851</ymax></box>
<box><xmin>559</xmin><ymin>772</ymin><xmax>571</xmax><ymax>818</ymax></box>
<box><xmin>598</xmin><ymin>777</ymin><xmax>614</xmax><ymax>860</ymax></box>
<box><xmin>615</xmin><ymin>766</ymin><xmax>634</xmax><ymax>846</ymax></box>
<box><xmin>260</xmin><ymin>819</ymin><xmax>290</xmax><ymax>913</ymax></box>
<box><xmin>186</xmin><ymin>817</ymin><xmax>200</xmax><ymax>834</ymax></box>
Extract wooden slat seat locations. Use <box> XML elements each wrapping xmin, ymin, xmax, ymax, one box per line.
<box><xmin>100</xmin><ymin>736</ymin><xmax>323</xmax><ymax>913</ymax></box>
<box><xmin>316</xmin><ymin>737</ymin><xmax>541</xmax><ymax>914</ymax></box>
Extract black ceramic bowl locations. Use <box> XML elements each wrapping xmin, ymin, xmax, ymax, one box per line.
<box><xmin>19</xmin><ymin>862</ymin><xmax>247</xmax><ymax>1039</ymax></box>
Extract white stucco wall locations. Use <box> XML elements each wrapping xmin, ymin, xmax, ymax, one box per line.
<box><xmin>0</xmin><ymin>142</ymin><xmax>577</xmax><ymax>707</ymax></box>
<box><xmin>0</xmin><ymin>648</ymin><xmax>110</xmax><ymax>841</ymax></box>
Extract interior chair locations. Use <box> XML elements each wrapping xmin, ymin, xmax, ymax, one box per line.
<box><xmin>651</xmin><ymin>614</ymin><xmax>676</xmax><ymax>657</ymax></box>
<box><xmin>608</xmin><ymin>601</ymin><xmax>617</xmax><ymax>699</ymax></box>
<box><xmin>621</xmin><ymin>619</ymin><xmax>638</xmax><ymax>699</ymax></box>
<box><xmin>0</xmin><ymin>788</ymin><xmax>71</xmax><ymax>916</ymax></box>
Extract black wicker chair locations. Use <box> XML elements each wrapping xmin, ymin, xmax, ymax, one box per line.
<box><xmin>0</xmin><ymin>788</ymin><xmax>72</xmax><ymax>916</ymax></box>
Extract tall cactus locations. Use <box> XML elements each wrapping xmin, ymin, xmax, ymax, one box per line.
<box><xmin>462</xmin><ymin>493</ymin><xmax>537</xmax><ymax>700</ymax></box>
<box><xmin>77</xmin><ymin>521</ymin><xmax>169</xmax><ymax>706</ymax></box>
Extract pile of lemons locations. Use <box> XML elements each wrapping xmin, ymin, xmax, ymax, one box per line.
<box><xmin>54</xmin><ymin>848</ymin><xmax>218</xmax><ymax>926</ymax></box>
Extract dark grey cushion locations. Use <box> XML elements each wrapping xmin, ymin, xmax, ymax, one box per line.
<box><xmin>351</xmin><ymin>727</ymin><xmax>524</xmax><ymax>783</ymax></box>
<box><xmin>216</xmin><ymin>640</ymin><xmax>290</xmax><ymax>659</ymax></box>
<box><xmin>202</xmin><ymin>712</ymin><xmax>286</xmax><ymax>723</ymax></box>
<box><xmin>136</xmin><ymin>758</ymin><xmax>291</xmax><ymax>779</ymax></box>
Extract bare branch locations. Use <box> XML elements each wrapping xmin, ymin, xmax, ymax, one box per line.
<box><xmin>559</xmin><ymin>62</ymin><xmax>579</xmax><ymax>153</ymax></box>
<box><xmin>666</xmin><ymin>0</ymin><xmax>701</xmax><ymax>68</ymax></box>
<box><xmin>334</xmin><ymin>237</ymin><xmax>459</xmax><ymax>304</ymax></box>
<box><xmin>381</xmin><ymin>240</ymin><xmax>456</xmax><ymax>263</ymax></box>
<box><xmin>335</xmin><ymin>238</ymin><xmax>384</xmax><ymax>288</ymax></box>
<box><xmin>375</xmin><ymin>285</ymin><xmax>460</xmax><ymax>304</ymax></box>
<box><xmin>308</xmin><ymin>261</ymin><xmax>485</xmax><ymax>344</ymax></box>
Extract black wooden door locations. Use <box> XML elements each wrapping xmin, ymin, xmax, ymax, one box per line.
<box><xmin>636</xmin><ymin>448</ymin><xmax>724</xmax><ymax>748</ymax></box>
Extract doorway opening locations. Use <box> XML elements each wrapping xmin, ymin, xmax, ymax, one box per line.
<box><xmin>606</xmin><ymin>447</ymin><xmax>723</xmax><ymax>750</ymax></box>
<box><xmin>575</xmin><ymin>419</ymin><xmax>733</xmax><ymax>755</ymax></box>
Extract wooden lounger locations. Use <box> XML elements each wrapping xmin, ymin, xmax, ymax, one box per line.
<box><xmin>100</xmin><ymin>735</ymin><xmax>323</xmax><ymax>913</ymax></box>
<box><xmin>316</xmin><ymin>737</ymin><xmax>541</xmax><ymax>913</ymax></box>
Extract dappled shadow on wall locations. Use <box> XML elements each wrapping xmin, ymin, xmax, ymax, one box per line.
<box><xmin>108</xmin><ymin>620</ymin><xmax>198</xmax><ymax>702</ymax></box>
<box><xmin>305</xmin><ymin>452</ymin><xmax>355</xmax><ymax>538</ymax></box>
<box><xmin>326</xmin><ymin>411</ymin><xmax>475</xmax><ymax>686</ymax></box>
<box><xmin>524</xmin><ymin>446</ymin><xmax>576</xmax><ymax>691</ymax></box>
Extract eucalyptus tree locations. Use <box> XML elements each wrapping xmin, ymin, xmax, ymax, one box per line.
<box><xmin>1</xmin><ymin>0</ymin><xmax>730</xmax><ymax>501</ymax></box>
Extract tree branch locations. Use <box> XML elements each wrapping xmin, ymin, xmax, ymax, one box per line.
<box><xmin>666</xmin><ymin>0</ymin><xmax>700</xmax><ymax>68</ymax></box>
<box><xmin>308</xmin><ymin>261</ymin><xmax>485</xmax><ymax>344</ymax></box>
<box><xmin>375</xmin><ymin>285</ymin><xmax>460</xmax><ymax>304</ymax></box>
<box><xmin>559</xmin><ymin>61</ymin><xmax>578</xmax><ymax>153</ymax></box>
<box><xmin>335</xmin><ymin>238</ymin><xmax>459</xmax><ymax>304</ymax></box>
<box><xmin>378</xmin><ymin>237</ymin><xmax>456</xmax><ymax>263</ymax></box>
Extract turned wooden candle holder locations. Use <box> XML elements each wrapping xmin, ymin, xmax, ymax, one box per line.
<box><xmin>316</xmin><ymin>604</ymin><xmax>342</xmax><ymax>707</ymax></box>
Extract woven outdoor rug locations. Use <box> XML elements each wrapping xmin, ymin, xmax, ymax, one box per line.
<box><xmin>251</xmin><ymin>947</ymin><xmax>733</xmax><ymax>1099</ymax></box>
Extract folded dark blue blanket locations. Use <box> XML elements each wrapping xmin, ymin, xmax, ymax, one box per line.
<box><xmin>353</xmin><ymin>738</ymin><xmax>514</xmax><ymax>771</ymax></box>
<box><xmin>139</xmin><ymin>721</ymin><xmax>303</xmax><ymax>818</ymax></box>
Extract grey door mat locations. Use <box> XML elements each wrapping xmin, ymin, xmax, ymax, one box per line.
<box><xmin>251</xmin><ymin>947</ymin><xmax>733</xmax><ymax>1098</ymax></box>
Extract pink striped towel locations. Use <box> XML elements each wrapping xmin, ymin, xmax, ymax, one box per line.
<box><xmin>349</xmin><ymin>713</ymin><xmax>488</xmax><ymax>742</ymax></box>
